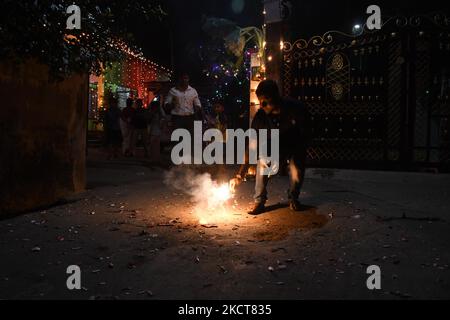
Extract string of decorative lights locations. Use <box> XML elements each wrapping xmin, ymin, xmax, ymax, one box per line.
<box><xmin>79</xmin><ymin>33</ymin><xmax>174</xmax><ymax>105</ymax></box>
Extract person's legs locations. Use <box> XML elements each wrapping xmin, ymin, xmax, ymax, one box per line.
<box><xmin>119</xmin><ymin>120</ymin><xmax>129</xmax><ymax>155</ymax></box>
<box><xmin>171</xmin><ymin>115</ymin><xmax>181</xmax><ymax>150</ymax></box>
<box><xmin>106</xmin><ymin>130</ymin><xmax>119</xmax><ymax>159</ymax></box>
<box><xmin>254</xmin><ymin>159</ymin><xmax>270</xmax><ymax>205</ymax></box>
<box><xmin>109</xmin><ymin>130</ymin><xmax>121</xmax><ymax>158</ymax></box>
<box><xmin>175</xmin><ymin>115</ymin><xmax>196</xmax><ymax>163</ymax></box>
<box><xmin>186</xmin><ymin>115</ymin><xmax>195</xmax><ymax>136</ymax></box>
<box><xmin>138</xmin><ymin>129</ymin><xmax>150</xmax><ymax>158</ymax></box>
<box><xmin>172</xmin><ymin>116</ymin><xmax>189</xmax><ymax>163</ymax></box>
<box><xmin>129</xmin><ymin>128</ymin><xmax>137</xmax><ymax>156</ymax></box>
<box><xmin>187</xmin><ymin>116</ymin><xmax>198</xmax><ymax>164</ymax></box>
<box><xmin>173</xmin><ymin>115</ymin><xmax>194</xmax><ymax>131</ymax></box>
<box><xmin>104</xmin><ymin>130</ymin><xmax>112</xmax><ymax>160</ymax></box>
<box><xmin>288</xmin><ymin>154</ymin><xmax>307</xmax><ymax>203</ymax></box>
<box><xmin>247</xmin><ymin>160</ymin><xmax>270</xmax><ymax>215</ymax></box>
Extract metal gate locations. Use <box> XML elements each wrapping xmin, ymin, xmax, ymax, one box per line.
<box><xmin>282</xmin><ymin>13</ymin><xmax>450</xmax><ymax>170</ymax></box>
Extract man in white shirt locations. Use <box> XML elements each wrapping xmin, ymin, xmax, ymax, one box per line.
<box><xmin>165</xmin><ymin>73</ymin><xmax>202</xmax><ymax>134</ymax></box>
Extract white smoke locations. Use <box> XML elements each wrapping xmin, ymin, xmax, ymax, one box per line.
<box><xmin>163</xmin><ymin>168</ymin><xmax>232</xmax><ymax>224</ymax></box>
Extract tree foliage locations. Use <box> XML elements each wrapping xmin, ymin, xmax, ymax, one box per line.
<box><xmin>202</xmin><ymin>17</ymin><xmax>264</xmax><ymax>64</ymax></box>
<box><xmin>0</xmin><ymin>0</ymin><xmax>166</xmax><ymax>79</ymax></box>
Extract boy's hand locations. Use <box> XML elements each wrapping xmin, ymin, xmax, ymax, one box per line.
<box><xmin>229</xmin><ymin>175</ymin><xmax>243</xmax><ymax>193</ymax></box>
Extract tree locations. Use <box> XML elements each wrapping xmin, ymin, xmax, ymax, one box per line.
<box><xmin>200</xmin><ymin>17</ymin><xmax>264</xmax><ymax>127</ymax></box>
<box><xmin>203</xmin><ymin>17</ymin><xmax>264</xmax><ymax>67</ymax></box>
<box><xmin>0</xmin><ymin>1</ymin><xmax>166</xmax><ymax>79</ymax></box>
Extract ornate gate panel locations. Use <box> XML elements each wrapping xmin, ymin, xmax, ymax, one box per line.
<box><xmin>412</xmin><ymin>19</ymin><xmax>450</xmax><ymax>166</ymax></box>
<box><xmin>282</xmin><ymin>14</ymin><xmax>450</xmax><ymax>169</ymax></box>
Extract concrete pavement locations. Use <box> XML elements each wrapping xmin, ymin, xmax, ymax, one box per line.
<box><xmin>1</xmin><ymin>155</ymin><xmax>449</xmax><ymax>300</ymax></box>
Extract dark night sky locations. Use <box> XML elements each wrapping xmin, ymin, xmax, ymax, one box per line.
<box><xmin>130</xmin><ymin>0</ymin><xmax>449</xmax><ymax>78</ymax></box>
<box><xmin>290</xmin><ymin>0</ymin><xmax>449</xmax><ymax>37</ymax></box>
<box><xmin>131</xmin><ymin>0</ymin><xmax>264</xmax><ymax>78</ymax></box>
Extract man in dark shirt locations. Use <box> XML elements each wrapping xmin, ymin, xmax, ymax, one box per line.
<box><xmin>104</xmin><ymin>97</ymin><xmax>122</xmax><ymax>159</ymax></box>
<box><xmin>230</xmin><ymin>80</ymin><xmax>310</xmax><ymax>215</ymax></box>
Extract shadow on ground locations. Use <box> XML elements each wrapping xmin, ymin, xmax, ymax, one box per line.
<box><xmin>251</xmin><ymin>204</ymin><xmax>329</xmax><ymax>241</ymax></box>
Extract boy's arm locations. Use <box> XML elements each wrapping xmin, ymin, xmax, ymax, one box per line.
<box><xmin>236</xmin><ymin>150</ymin><xmax>250</xmax><ymax>180</ymax></box>
<box><xmin>231</xmin><ymin>112</ymin><xmax>261</xmax><ymax>187</ymax></box>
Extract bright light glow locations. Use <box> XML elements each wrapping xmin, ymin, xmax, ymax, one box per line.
<box><xmin>165</xmin><ymin>170</ymin><xmax>237</xmax><ymax>227</ymax></box>
<box><xmin>196</xmin><ymin>181</ymin><xmax>234</xmax><ymax>225</ymax></box>
<box><xmin>212</xmin><ymin>184</ymin><xmax>232</xmax><ymax>203</ymax></box>
<box><xmin>352</xmin><ymin>24</ymin><xmax>362</xmax><ymax>35</ymax></box>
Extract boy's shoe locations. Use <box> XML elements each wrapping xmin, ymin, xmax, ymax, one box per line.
<box><xmin>248</xmin><ymin>203</ymin><xmax>266</xmax><ymax>216</ymax></box>
<box><xmin>290</xmin><ymin>200</ymin><xmax>302</xmax><ymax>212</ymax></box>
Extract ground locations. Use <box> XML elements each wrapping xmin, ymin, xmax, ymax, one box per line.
<box><xmin>1</xmin><ymin>150</ymin><xmax>450</xmax><ymax>300</ymax></box>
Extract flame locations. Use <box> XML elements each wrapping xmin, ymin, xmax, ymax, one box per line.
<box><xmin>198</xmin><ymin>182</ymin><xmax>234</xmax><ymax>225</ymax></box>
<box><xmin>212</xmin><ymin>184</ymin><xmax>232</xmax><ymax>203</ymax></box>
<box><xmin>247</xmin><ymin>166</ymin><xmax>256</xmax><ymax>177</ymax></box>
<box><xmin>163</xmin><ymin>169</ymin><xmax>236</xmax><ymax>226</ymax></box>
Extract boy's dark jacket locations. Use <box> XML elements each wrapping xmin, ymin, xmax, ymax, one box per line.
<box><xmin>238</xmin><ymin>98</ymin><xmax>310</xmax><ymax>177</ymax></box>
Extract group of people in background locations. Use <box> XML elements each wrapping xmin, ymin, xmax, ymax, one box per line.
<box><xmin>103</xmin><ymin>97</ymin><xmax>163</xmax><ymax>163</ymax></box>
<box><xmin>102</xmin><ymin>72</ymin><xmax>228</xmax><ymax>164</ymax></box>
